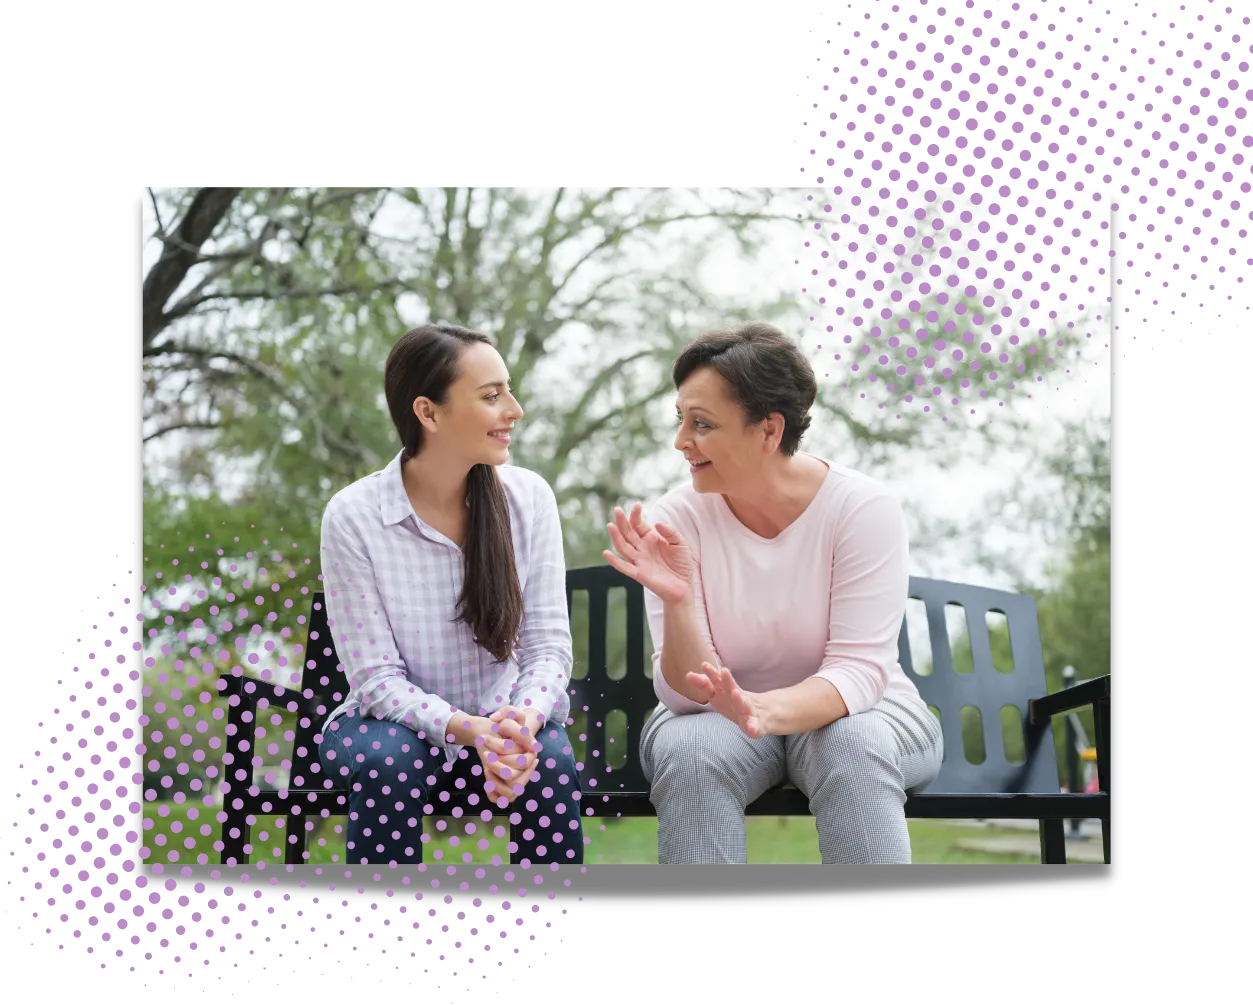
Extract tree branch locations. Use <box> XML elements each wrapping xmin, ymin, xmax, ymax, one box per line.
<box><xmin>145</xmin><ymin>341</ymin><xmax>372</xmax><ymax>469</ymax></box>
<box><xmin>552</xmin><ymin>347</ymin><xmax>660</xmax><ymax>458</ymax></box>
<box><xmin>554</xmin><ymin>375</ymin><xmax>673</xmax><ymax>465</ymax></box>
<box><xmin>157</xmin><ymin>278</ymin><xmax>408</xmax><ymax>319</ymax></box>
<box><xmin>548</xmin><ymin>209</ymin><xmax>800</xmax><ymax>305</ymax></box>
<box><xmin>143</xmin><ymin>420</ymin><xmax>221</xmax><ymax>443</ymax></box>
<box><xmin>142</xmin><ymin>187</ymin><xmax>242</xmax><ymax>350</ymax></box>
<box><xmin>147</xmin><ymin>188</ymin><xmax>165</xmax><ymax>240</ymax></box>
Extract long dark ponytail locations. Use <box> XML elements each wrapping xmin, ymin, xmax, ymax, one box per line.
<box><xmin>383</xmin><ymin>324</ymin><xmax>524</xmax><ymax>664</ymax></box>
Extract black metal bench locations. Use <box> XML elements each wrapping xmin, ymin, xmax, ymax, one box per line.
<box><xmin>217</xmin><ymin>567</ymin><xmax>1110</xmax><ymax>865</ymax></box>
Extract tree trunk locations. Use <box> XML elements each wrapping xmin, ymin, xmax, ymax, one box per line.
<box><xmin>143</xmin><ymin>187</ymin><xmax>243</xmax><ymax>350</ymax></box>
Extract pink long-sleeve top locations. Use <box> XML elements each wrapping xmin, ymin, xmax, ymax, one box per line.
<box><xmin>643</xmin><ymin>455</ymin><xmax>927</xmax><ymax>717</ymax></box>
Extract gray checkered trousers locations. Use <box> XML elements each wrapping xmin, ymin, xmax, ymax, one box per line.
<box><xmin>639</xmin><ymin>695</ymin><xmax>944</xmax><ymax>863</ymax></box>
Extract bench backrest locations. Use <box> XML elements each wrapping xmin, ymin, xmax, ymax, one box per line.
<box><xmin>283</xmin><ymin>569</ymin><xmax>1060</xmax><ymax>798</ymax></box>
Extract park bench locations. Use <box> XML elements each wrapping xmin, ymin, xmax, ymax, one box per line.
<box><xmin>217</xmin><ymin>567</ymin><xmax>1110</xmax><ymax>866</ymax></box>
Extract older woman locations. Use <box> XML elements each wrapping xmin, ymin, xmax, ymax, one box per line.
<box><xmin>603</xmin><ymin>321</ymin><xmax>942</xmax><ymax>864</ymax></box>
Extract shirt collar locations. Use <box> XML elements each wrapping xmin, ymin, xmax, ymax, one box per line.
<box><xmin>379</xmin><ymin>449</ymin><xmax>414</xmax><ymax>527</ymax></box>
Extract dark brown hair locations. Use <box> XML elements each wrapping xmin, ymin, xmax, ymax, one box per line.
<box><xmin>384</xmin><ymin>324</ymin><xmax>523</xmax><ymax>664</ymax></box>
<box><xmin>672</xmin><ymin>321</ymin><xmax>816</xmax><ymax>456</ymax></box>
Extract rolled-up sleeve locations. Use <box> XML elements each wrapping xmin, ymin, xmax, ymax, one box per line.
<box><xmin>811</xmin><ymin>489</ymin><xmax>910</xmax><ymax>716</ymax></box>
<box><xmin>509</xmin><ymin>479</ymin><xmax>573</xmax><ymax>726</ymax></box>
<box><xmin>320</xmin><ymin>496</ymin><xmax>457</xmax><ymax>746</ymax></box>
<box><xmin>642</xmin><ymin>497</ymin><xmax>718</xmax><ymax>715</ymax></box>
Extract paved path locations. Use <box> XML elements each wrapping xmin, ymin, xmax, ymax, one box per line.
<box><xmin>932</xmin><ymin>818</ymin><xmax>1107</xmax><ymax>863</ymax></box>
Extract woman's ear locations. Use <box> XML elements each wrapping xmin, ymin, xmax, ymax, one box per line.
<box><xmin>761</xmin><ymin>412</ymin><xmax>786</xmax><ymax>453</ymax></box>
<box><xmin>412</xmin><ymin>396</ymin><xmax>439</xmax><ymax>433</ymax></box>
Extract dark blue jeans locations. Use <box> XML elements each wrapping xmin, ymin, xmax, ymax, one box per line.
<box><xmin>317</xmin><ymin>710</ymin><xmax>584</xmax><ymax>867</ymax></box>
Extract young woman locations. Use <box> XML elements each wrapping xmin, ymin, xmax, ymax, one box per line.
<box><xmin>603</xmin><ymin>322</ymin><xmax>943</xmax><ymax>864</ymax></box>
<box><xmin>316</xmin><ymin>323</ymin><xmax>582</xmax><ymax>867</ymax></box>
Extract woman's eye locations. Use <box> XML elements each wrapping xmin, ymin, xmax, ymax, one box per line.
<box><xmin>486</xmin><ymin>393</ymin><xmax>500</xmax><ymax>402</ymax></box>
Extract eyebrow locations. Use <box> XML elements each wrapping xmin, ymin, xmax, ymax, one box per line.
<box><xmin>675</xmin><ymin>404</ymin><xmax>711</xmax><ymax>415</ymax></box>
<box><xmin>476</xmin><ymin>380</ymin><xmax>510</xmax><ymax>390</ymax></box>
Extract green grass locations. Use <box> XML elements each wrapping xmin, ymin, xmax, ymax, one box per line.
<box><xmin>144</xmin><ymin>798</ymin><xmax>1064</xmax><ymax>866</ymax></box>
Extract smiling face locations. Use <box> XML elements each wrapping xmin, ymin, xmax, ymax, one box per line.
<box><xmin>415</xmin><ymin>341</ymin><xmax>522</xmax><ymax>466</ymax></box>
<box><xmin>674</xmin><ymin>365</ymin><xmax>781</xmax><ymax>493</ymax></box>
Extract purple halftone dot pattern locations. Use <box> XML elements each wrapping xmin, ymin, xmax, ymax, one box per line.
<box><xmin>22</xmin><ymin>548</ymin><xmax>563</xmax><ymax>977</ymax></box>
<box><xmin>797</xmin><ymin>0</ymin><xmax>1249</xmax><ymax>417</ymax></box>
<box><xmin>101</xmin><ymin>516</ymin><xmax>586</xmax><ymax>962</ymax></box>
<box><xmin>801</xmin><ymin>180</ymin><xmax>1107</xmax><ymax>416</ymax></box>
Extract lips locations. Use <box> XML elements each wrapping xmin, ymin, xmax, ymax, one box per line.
<box><xmin>687</xmin><ymin>459</ymin><xmax>711</xmax><ymax>470</ymax></box>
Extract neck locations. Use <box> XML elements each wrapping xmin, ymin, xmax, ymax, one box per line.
<box><xmin>402</xmin><ymin>446</ymin><xmax>473</xmax><ymax>514</ymax></box>
<box><xmin>721</xmin><ymin>452</ymin><xmax>824</xmax><ymax>537</ymax></box>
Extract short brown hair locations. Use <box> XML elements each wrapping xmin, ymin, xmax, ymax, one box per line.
<box><xmin>672</xmin><ymin>321</ymin><xmax>816</xmax><ymax>456</ymax></box>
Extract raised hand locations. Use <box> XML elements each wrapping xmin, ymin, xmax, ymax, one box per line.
<box><xmin>602</xmin><ymin>503</ymin><xmax>695</xmax><ymax>604</ymax></box>
<box><xmin>685</xmin><ymin>662</ymin><xmax>772</xmax><ymax>739</ymax></box>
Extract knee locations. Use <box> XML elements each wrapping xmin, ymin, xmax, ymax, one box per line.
<box><xmin>806</xmin><ymin>716</ymin><xmax>899</xmax><ymax>792</ymax></box>
<box><xmin>323</xmin><ymin>722</ymin><xmax>429</xmax><ymax>789</ymax></box>
<box><xmin>530</xmin><ymin>726</ymin><xmax>578</xmax><ymax>794</ymax></box>
<box><xmin>649</xmin><ymin>726</ymin><xmax>738</xmax><ymax>800</ymax></box>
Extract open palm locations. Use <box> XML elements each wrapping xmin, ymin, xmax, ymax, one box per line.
<box><xmin>602</xmin><ymin>504</ymin><xmax>694</xmax><ymax>604</ymax></box>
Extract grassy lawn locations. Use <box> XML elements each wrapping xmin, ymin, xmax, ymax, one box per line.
<box><xmin>144</xmin><ymin>798</ymin><xmax>1072</xmax><ymax>866</ymax></box>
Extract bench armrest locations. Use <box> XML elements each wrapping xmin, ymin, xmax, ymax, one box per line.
<box><xmin>1027</xmin><ymin>674</ymin><xmax>1110</xmax><ymax>726</ymax></box>
<box><xmin>216</xmin><ymin>672</ymin><xmax>329</xmax><ymax>718</ymax></box>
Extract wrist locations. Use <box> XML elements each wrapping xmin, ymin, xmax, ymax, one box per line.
<box><xmin>448</xmin><ymin>712</ymin><xmax>491</xmax><ymax>746</ymax></box>
<box><xmin>755</xmin><ymin>691</ymin><xmax>780</xmax><ymax>736</ymax></box>
<box><xmin>662</xmin><ymin>590</ymin><xmax>695</xmax><ymax>614</ymax></box>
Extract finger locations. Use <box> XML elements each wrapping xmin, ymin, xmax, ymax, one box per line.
<box><xmin>488</xmin><ymin>730</ymin><xmax>518</xmax><ymax>749</ymax></box>
<box><xmin>603</xmin><ymin>521</ymin><xmax>641</xmax><ymax>558</ymax></box>
<box><xmin>613</xmin><ymin>505</ymin><xmax>640</xmax><ymax>547</ymax></box>
<box><xmin>495</xmin><ymin>718</ymin><xmax>536</xmax><ymax>750</ymax></box>
<box><xmin>606</xmin><ymin>520</ymin><xmax>639</xmax><ymax>560</ymax></box>
<box><xmin>653</xmin><ymin>521</ymin><xmax>685</xmax><ymax>546</ymax></box>
<box><xmin>629</xmin><ymin>503</ymin><xmax>651</xmax><ymax>538</ymax></box>
<box><xmin>495</xmin><ymin>775</ymin><xmax>519</xmax><ymax>804</ymax></box>
<box><xmin>699</xmin><ymin>662</ymin><xmax>727</xmax><ymax>693</ymax></box>
<box><xmin>601</xmin><ymin>548</ymin><xmax>638</xmax><ymax>579</ymax></box>
<box><xmin>495</xmin><ymin>716</ymin><xmax>525</xmax><ymax>737</ymax></box>
<box><xmin>685</xmin><ymin>672</ymin><xmax>715</xmax><ymax>697</ymax></box>
<box><xmin>601</xmin><ymin>549</ymin><xmax>634</xmax><ymax>578</ymax></box>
